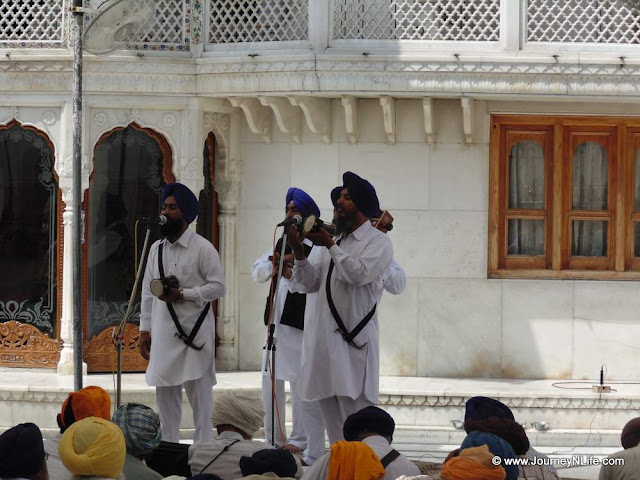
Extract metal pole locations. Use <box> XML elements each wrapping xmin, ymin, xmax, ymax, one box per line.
<box><xmin>71</xmin><ymin>0</ymin><xmax>84</xmax><ymax>391</ymax></box>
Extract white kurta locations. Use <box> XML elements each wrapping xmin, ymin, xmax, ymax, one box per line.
<box><xmin>383</xmin><ymin>258</ymin><xmax>406</xmax><ymax>295</ymax></box>
<box><xmin>140</xmin><ymin>227</ymin><xmax>225</xmax><ymax>387</ymax></box>
<box><xmin>251</xmin><ymin>239</ymin><xmax>313</xmax><ymax>381</ymax></box>
<box><xmin>290</xmin><ymin>221</ymin><xmax>392</xmax><ymax>403</ymax></box>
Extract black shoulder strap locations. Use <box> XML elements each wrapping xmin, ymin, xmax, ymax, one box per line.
<box><xmin>325</xmin><ymin>238</ymin><xmax>376</xmax><ymax>350</ymax></box>
<box><xmin>158</xmin><ymin>242</ymin><xmax>210</xmax><ymax>351</ymax></box>
<box><xmin>198</xmin><ymin>439</ymin><xmax>241</xmax><ymax>474</ymax></box>
<box><xmin>380</xmin><ymin>449</ymin><xmax>401</xmax><ymax>468</ymax></box>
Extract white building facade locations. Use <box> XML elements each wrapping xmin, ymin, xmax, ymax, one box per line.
<box><xmin>1</xmin><ymin>0</ymin><xmax>640</xmax><ymax>381</ymax></box>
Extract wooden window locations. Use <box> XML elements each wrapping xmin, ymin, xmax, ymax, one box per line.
<box><xmin>489</xmin><ymin>115</ymin><xmax>640</xmax><ymax>280</ymax></box>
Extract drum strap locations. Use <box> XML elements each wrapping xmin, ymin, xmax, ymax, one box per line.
<box><xmin>158</xmin><ymin>242</ymin><xmax>209</xmax><ymax>351</ymax></box>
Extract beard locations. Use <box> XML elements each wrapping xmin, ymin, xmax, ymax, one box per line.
<box><xmin>334</xmin><ymin>210</ymin><xmax>357</xmax><ymax>234</ymax></box>
<box><xmin>160</xmin><ymin>216</ymin><xmax>184</xmax><ymax>237</ymax></box>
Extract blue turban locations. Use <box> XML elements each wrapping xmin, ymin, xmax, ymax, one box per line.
<box><xmin>0</xmin><ymin>423</ymin><xmax>46</xmax><ymax>478</ymax></box>
<box><xmin>461</xmin><ymin>431</ymin><xmax>519</xmax><ymax>480</ymax></box>
<box><xmin>342</xmin><ymin>171</ymin><xmax>380</xmax><ymax>218</ymax></box>
<box><xmin>465</xmin><ymin>396</ymin><xmax>514</xmax><ymax>421</ymax></box>
<box><xmin>330</xmin><ymin>186</ymin><xmax>342</xmax><ymax>209</ymax></box>
<box><xmin>285</xmin><ymin>187</ymin><xmax>320</xmax><ymax>218</ymax></box>
<box><xmin>162</xmin><ymin>183</ymin><xmax>199</xmax><ymax>224</ymax></box>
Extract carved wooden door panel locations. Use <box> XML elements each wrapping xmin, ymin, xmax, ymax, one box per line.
<box><xmin>84</xmin><ymin>124</ymin><xmax>174</xmax><ymax>372</ymax></box>
<box><xmin>0</xmin><ymin>121</ymin><xmax>62</xmax><ymax>368</ymax></box>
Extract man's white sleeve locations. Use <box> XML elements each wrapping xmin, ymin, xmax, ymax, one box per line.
<box><xmin>383</xmin><ymin>258</ymin><xmax>406</xmax><ymax>294</ymax></box>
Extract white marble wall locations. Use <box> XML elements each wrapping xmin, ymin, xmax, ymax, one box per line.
<box><xmin>236</xmin><ymin>98</ymin><xmax>640</xmax><ymax>380</ymax></box>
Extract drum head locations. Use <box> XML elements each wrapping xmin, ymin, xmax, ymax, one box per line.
<box><xmin>150</xmin><ymin>279</ymin><xmax>165</xmax><ymax>297</ymax></box>
<box><xmin>303</xmin><ymin>215</ymin><xmax>317</xmax><ymax>234</ymax></box>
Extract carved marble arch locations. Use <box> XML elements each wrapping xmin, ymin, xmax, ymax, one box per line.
<box><xmin>83</xmin><ymin>123</ymin><xmax>175</xmax><ymax>373</ymax></box>
<box><xmin>0</xmin><ymin>120</ymin><xmax>63</xmax><ymax>368</ymax></box>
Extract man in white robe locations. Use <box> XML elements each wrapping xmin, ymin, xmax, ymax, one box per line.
<box><xmin>140</xmin><ymin>183</ymin><xmax>225</xmax><ymax>442</ymax></box>
<box><xmin>288</xmin><ymin>172</ymin><xmax>393</xmax><ymax>444</ymax></box>
<box><xmin>252</xmin><ymin>187</ymin><xmax>324</xmax><ymax>465</ymax></box>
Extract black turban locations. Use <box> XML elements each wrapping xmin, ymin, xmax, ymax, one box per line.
<box><xmin>622</xmin><ymin>418</ymin><xmax>640</xmax><ymax>449</ymax></box>
<box><xmin>0</xmin><ymin>423</ymin><xmax>46</xmax><ymax>478</ymax></box>
<box><xmin>239</xmin><ymin>449</ymin><xmax>297</xmax><ymax>478</ymax></box>
<box><xmin>162</xmin><ymin>183</ymin><xmax>199</xmax><ymax>224</ymax></box>
<box><xmin>330</xmin><ymin>186</ymin><xmax>342</xmax><ymax>209</ymax></box>
<box><xmin>465</xmin><ymin>396</ymin><xmax>514</xmax><ymax>421</ymax></box>
<box><xmin>342</xmin><ymin>171</ymin><xmax>380</xmax><ymax>218</ymax></box>
<box><xmin>343</xmin><ymin>406</ymin><xmax>395</xmax><ymax>442</ymax></box>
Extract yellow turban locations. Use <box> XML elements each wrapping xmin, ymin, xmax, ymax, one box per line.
<box><xmin>58</xmin><ymin>416</ymin><xmax>126</xmax><ymax>479</ymax></box>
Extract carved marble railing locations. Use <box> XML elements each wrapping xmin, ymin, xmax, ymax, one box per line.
<box><xmin>1</xmin><ymin>0</ymin><xmax>639</xmax><ymax>54</ymax></box>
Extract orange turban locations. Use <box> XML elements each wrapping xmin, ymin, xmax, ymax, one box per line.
<box><xmin>441</xmin><ymin>445</ymin><xmax>506</xmax><ymax>480</ymax></box>
<box><xmin>328</xmin><ymin>441</ymin><xmax>385</xmax><ymax>480</ymax></box>
<box><xmin>57</xmin><ymin>386</ymin><xmax>111</xmax><ymax>433</ymax></box>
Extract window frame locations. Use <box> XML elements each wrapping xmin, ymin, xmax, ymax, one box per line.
<box><xmin>489</xmin><ymin>115</ymin><xmax>640</xmax><ymax>280</ymax></box>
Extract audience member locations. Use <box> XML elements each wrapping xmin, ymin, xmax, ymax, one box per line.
<box><xmin>302</xmin><ymin>406</ymin><xmax>419</xmax><ymax>480</ymax></box>
<box><xmin>188</xmin><ymin>391</ymin><xmax>270</xmax><ymax>480</ymax></box>
<box><xmin>459</xmin><ymin>431</ymin><xmax>518</xmax><ymax>480</ymax></box>
<box><xmin>239</xmin><ymin>449</ymin><xmax>298</xmax><ymax>479</ymax></box>
<box><xmin>598</xmin><ymin>417</ymin><xmax>640</xmax><ymax>480</ymax></box>
<box><xmin>441</xmin><ymin>444</ymin><xmax>506</xmax><ymax>480</ymax></box>
<box><xmin>0</xmin><ymin>422</ymin><xmax>49</xmax><ymax>480</ymax></box>
<box><xmin>45</xmin><ymin>385</ymin><xmax>112</xmax><ymax>480</ymax></box>
<box><xmin>112</xmin><ymin>402</ymin><xmax>163</xmax><ymax>480</ymax></box>
<box><xmin>58</xmin><ymin>416</ymin><xmax>126</xmax><ymax>479</ymax></box>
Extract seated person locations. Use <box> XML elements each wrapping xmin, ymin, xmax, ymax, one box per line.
<box><xmin>598</xmin><ymin>417</ymin><xmax>640</xmax><ymax>480</ymax></box>
<box><xmin>441</xmin><ymin>444</ymin><xmax>506</xmax><ymax>480</ymax></box>
<box><xmin>0</xmin><ymin>422</ymin><xmax>49</xmax><ymax>480</ymax></box>
<box><xmin>303</xmin><ymin>406</ymin><xmax>420</xmax><ymax>480</ymax></box>
<box><xmin>239</xmin><ymin>449</ymin><xmax>299</xmax><ymax>479</ymax></box>
<box><xmin>45</xmin><ymin>385</ymin><xmax>112</xmax><ymax>480</ymax></box>
<box><xmin>188</xmin><ymin>390</ymin><xmax>271</xmax><ymax>480</ymax></box>
<box><xmin>112</xmin><ymin>402</ymin><xmax>163</xmax><ymax>480</ymax></box>
<box><xmin>58</xmin><ymin>416</ymin><xmax>127</xmax><ymax>480</ymax></box>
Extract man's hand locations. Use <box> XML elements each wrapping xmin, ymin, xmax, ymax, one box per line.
<box><xmin>271</xmin><ymin>253</ymin><xmax>294</xmax><ymax>279</ymax></box>
<box><xmin>159</xmin><ymin>287</ymin><xmax>183</xmax><ymax>303</ymax></box>
<box><xmin>286</xmin><ymin>225</ymin><xmax>306</xmax><ymax>260</ymax></box>
<box><xmin>305</xmin><ymin>228</ymin><xmax>335</xmax><ymax>248</ymax></box>
<box><xmin>139</xmin><ymin>331</ymin><xmax>151</xmax><ymax>360</ymax></box>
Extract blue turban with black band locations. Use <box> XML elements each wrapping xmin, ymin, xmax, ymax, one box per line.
<box><xmin>162</xmin><ymin>183</ymin><xmax>199</xmax><ymax>224</ymax></box>
<box><xmin>342</xmin><ymin>171</ymin><xmax>380</xmax><ymax>218</ymax></box>
<box><xmin>0</xmin><ymin>423</ymin><xmax>46</xmax><ymax>478</ymax></box>
<box><xmin>461</xmin><ymin>431</ymin><xmax>519</xmax><ymax>480</ymax></box>
<box><xmin>286</xmin><ymin>187</ymin><xmax>320</xmax><ymax>218</ymax></box>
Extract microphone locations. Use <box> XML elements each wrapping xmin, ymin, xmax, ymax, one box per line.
<box><xmin>277</xmin><ymin>215</ymin><xmax>303</xmax><ymax>227</ymax></box>
<box><xmin>141</xmin><ymin>215</ymin><xmax>167</xmax><ymax>225</ymax></box>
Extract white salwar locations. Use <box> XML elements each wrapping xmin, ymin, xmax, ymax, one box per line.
<box><xmin>251</xmin><ymin>239</ymin><xmax>311</xmax><ymax>450</ymax></box>
<box><xmin>140</xmin><ymin>227</ymin><xmax>225</xmax><ymax>442</ymax></box>
<box><xmin>290</xmin><ymin>221</ymin><xmax>392</xmax><ymax>444</ymax></box>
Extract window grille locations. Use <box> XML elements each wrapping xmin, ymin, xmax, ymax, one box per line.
<box><xmin>0</xmin><ymin>0</ymin><xmax>68</xmax><ymax>48</ymax></box>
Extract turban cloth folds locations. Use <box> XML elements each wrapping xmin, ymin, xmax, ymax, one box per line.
<box><xmin>327</xmin><ymin>441</ymin><xmax>385</xmax><ymax>480</ymax></box>
<box><xmin>460</xmin><ymin>431</ymin><xmax>519</xmax><ymax>480</ymax></box>
<box><xmin>58</xmin><ymin>416</ymin><xmax>126</xmax><ymax>479</ymax></box>
<box><xmin>57</xmin><ymin>385</ymin><xmax>112</xmax><ymax>433</ymax></box>
<box><xmin>211</xmin><ymin>390</ymin><xmax>264</xmax><ymax>437</ymax></box>
<box><xmin>343</xmin><ymin>406</ymin><xmax>395</xmax><ymax>442</ymax></box>
<box><xmin>286</xmin><ymin>187</ymin><xmax>320</xmax><ymax>218</ymax></box>
<box><xmin>0</xmin><ymin>422</ymin><xmax>46</xmax><ymax>478</ymax></box>
<box><xmin>341</xmin><ymin>171</ymin><xmax>381</xmax><ymax>218</ymax></box>
<box><xmin>622</xmin><ymin>417</ymin><xmax>640</xmax><ymax>449</ymax></box>
<box><xmin>239</xmin><ymin>448</ymin><xmax>298</xmax><ymax>478</ymax></box>
<box><xmin>163</xmin><ymin>183</ymin><xmax>199</xmax><ymax>224</ymax></box>
<box><xmin>441</xmin><ymin>445</ymin><xmax>506</xmax><ymax>480</ymax></box>
<box><xmin>112</xmin><ymin>402</ymin><xmax>162</xmax><ymax>458</ymax></box>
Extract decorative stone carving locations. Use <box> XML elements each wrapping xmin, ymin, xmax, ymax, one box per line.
<box><xmin>129</xmin><ymin>108</ymin><xmax>142</xmax><ymax>124</ymax></box>
<box><xmin>93</xmin><ymin>112</ymin><xmax>108</xmax><ymax>127</ymax></box>
<box><xmin>423</xmin><ymin>97</ymin><xmax>435</xmax><ymax>144</ymax></box>
<box><xmin>162</xmin><ymin>113</ymin><xmax>177</xmax><ymax>128</ymax></box>
<box><xmin>258</xmin><ymin>97</ymin><xmax>302</xmax><ymax>144</ymax></box>
<box><xmin>183</xmin><ymin>157</ymin><xmax>201</xmax><ymax>180</ymax></box>
<box><xmin>9</xmin><ymin>106</ymin><xmax>20</xmax><ymax>121</ymax></box>
<box><xmin>461</xmin><ymin>97</ymin><xmax>474</xmax><ymax>144</ymax></box>
<box><xmin>228</xmin><ymin>97</ymin><xmax>272</xmax><ymax>144</ymax></box>
<box><xmin>289</xmin><ymin>96</ymin><xmax>331</xmax><ymax>144</ymax></box>
<box><xmin>341</xmin><ymin>96</ymin><xmax>358</xmax><ymax>145</ymax></box>
<box><xmin>380</xmin><ymin>96</ymin><xmax>396</xmax><ymax>145</ymax></box>
<box><xmin>84</xmin><ymin>323</ymin><xmax>149</xmax><ymax>373</ymax></box>
<box><xmin>203</xmin><ymin>112</ymin><xmax>230</xmax><ymax>132</ymax></box>
<box><xmin>0</xmin><ymin>321</ymin><xmax>61</xmax><ymax>368</ymax></box>
<box><xmin>42</xmin><ymin>110</ymin><xmax>57</xmax><ymax>126</ymax></box>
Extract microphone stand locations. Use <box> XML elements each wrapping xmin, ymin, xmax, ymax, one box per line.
<box><xmin>113</xmin><ymin>223</ymin><xmax>153</xmax><ymax>407</ymax></box>
<box><xmin>265</xmin><ymin>229</ymin><xmax>289</xmax><ymax>447</ymax></box>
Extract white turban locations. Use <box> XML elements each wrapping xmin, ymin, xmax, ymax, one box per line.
<box><xmin>211</xmin><ymin>390</ymin><xmax>263</xmax><ymax>437</ymax></box>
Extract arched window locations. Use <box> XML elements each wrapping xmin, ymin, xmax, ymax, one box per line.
<box><xmin>84</xmin><ymin>123</ymin><xmax>174</xmax><ymax>372</ymax></box>
<box><xmin>0</xmin><ymin>121</ymin><xmax>61</xmax><ymax>367</ymax></box>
